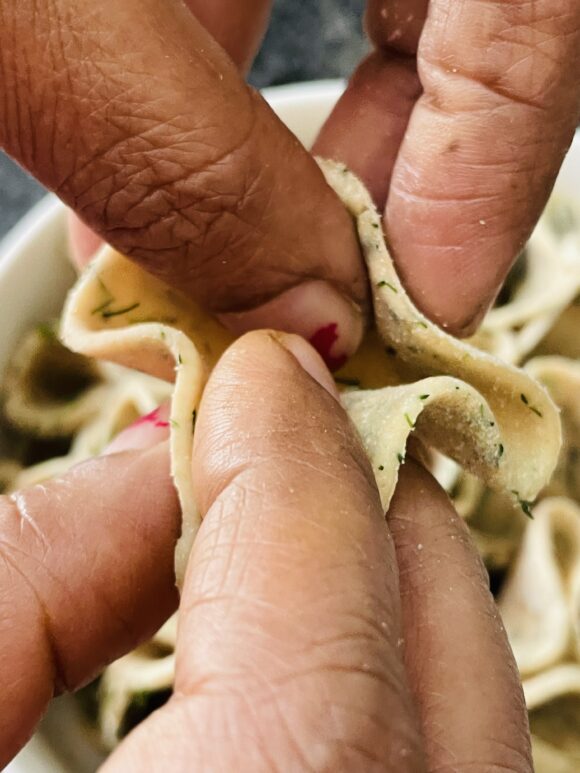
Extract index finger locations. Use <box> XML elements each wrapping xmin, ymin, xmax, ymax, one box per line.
<box><xmin>387</xmin><ymin>0</ymin><xmax>580</xmax><ymax>334</ymax></box>
<box><xmin>314</xmin><ymin>0</ymin><xmax>580</xmax><ymax>336</ymax></box>
<box><xmin>0</xmin><ymin>0</ymin><xmax>366</xmax><ymax>363</ymax></box>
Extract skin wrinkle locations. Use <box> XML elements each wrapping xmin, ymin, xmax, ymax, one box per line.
<box><xmin>2</xmin><ymin>2</ymin><xmax>367</xmax><ymax>335</ymax></box>
<box><xmin>389</xmin><ymin>462</ymin><xmax>532</xmax><ymax>772</ymax></box>
<box><xmin>0</xmin><ymin>510</ymin><xmax>67</xmax><ymax>694</ymax></box>
<box><xmin>156</xmin><ymin>332</ymin><xmax>423</xmax><ymax>771</ymax></box>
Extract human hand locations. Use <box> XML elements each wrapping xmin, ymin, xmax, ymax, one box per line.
<box><xmin>2</xmin><ymin>1</ymin><xmax>579</xmax><ymax>347</ymax></box>
<box><xmin>0</xmin><ymin>333</ymin><xmax>531</xmax><ymax>771</ymax></box>
<box><xmin>314</xmin><ymin>0</ymin><xmax>580</xmax><ymax>333</ymax></box>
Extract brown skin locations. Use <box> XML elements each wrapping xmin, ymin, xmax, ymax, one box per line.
<box><xmin>3</xmin><ymin>0</ymin><xmax>579</xmax><ymax>340</ymax></box>
<box><xmin>315</xmin><ymin>0</ymin><xmax>580</xmax><ymax>333</ymax></box>
<box><xmin>0</xmin><ymin>0</ymin><xmax>366</xmax><ymax>351</ymax></box>
<box><xmin>0</xmin><ymin>333</ymin><xmax>531</xmax><ymax>771</ymax></box>
<box><xmin>0</xmin><ymin>2</ymin><xmax>570</xmax><ymax>766</ymax></box>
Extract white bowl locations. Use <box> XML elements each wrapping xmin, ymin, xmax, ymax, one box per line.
<box><xmin>2</xmin><ymin>80</ymin><xmax>579</xmax><ymax>771</ymax></box>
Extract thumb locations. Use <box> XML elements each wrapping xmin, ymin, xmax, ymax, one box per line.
<box><xmin>103</xmin><ymin>331</ymin><xmax>424</xmax><ymax>772</ymax></box>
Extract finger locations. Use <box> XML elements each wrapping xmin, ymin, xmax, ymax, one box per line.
<box><xmin>0</xmin><ymin>0</ymin><xmax>366</xmax><ymax>365</ymax></box>
<box><xmin>66</xmin><ymin>0</ymin><xmax>273</xmax><ymax>269</ymax></box>
<box><xmin>365</xmin><ymin>0</ymin><xmax>429</xmax><ymax>56</ymax></box>
<box><xmin>314</xmin><ymin>0</ymin><xmax>580</xmax><ymax>336</ymax></box>
<box><xmin>313</xmin><ymin>50</ymin><xmax>421</xmax><ymax>209</ymax></box>
<box><xmin>0</xmin><ymin>435</ymin><xmax>179</xmax><ymax>767</ymax></box>
<box><xmin>389</xmin><ymin>460</ymin><xmax>532</xmax><ymax>772</ymax></box>
<box><xmin>312</xmin><ymin>0</ymin><xmax>425</xmax><ymax>214</ymax></box>
<box><xmin>104</xmin><ymin>331</ymin><xmax>425</xmax><ymax>772</ymax></box>
<box><xmin>67</xmin><ymin>209</ymin><xmax>103</xmax><ymax>268</ymax></box>
<box><xmin>387</xmin><ymin>0</ymin><xmax>580</xmax><ymax>335</ymax></box>
<box><xmin>184</xmin><ymin>0</ymin><xmax>272</xmax><ymax>74</ymax></box>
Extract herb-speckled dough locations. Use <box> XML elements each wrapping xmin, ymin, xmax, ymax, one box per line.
<box><xmin>60</xmin><ymin>161</ymin><xmax>562</xmax><ymax>587</ymax></box>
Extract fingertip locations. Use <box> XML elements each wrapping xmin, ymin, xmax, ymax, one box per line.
<box><xmin>104</xmin><ymin>403</ymin><xmax>171</xmax><ymax>455</ymax></box>
<box><xmin>66</xmin><ymin>210</ymin><xmax>103</xmax><ymax>270</ymax></box>
<box><xmin>218</xmin><ymin>280</ymin><xmax>365</xmax><ymax>370</ymax></box>
<box><xmin>269</xmin><ymin>332</ymin><xmax>340</xmax><ymax>400</ymax></box>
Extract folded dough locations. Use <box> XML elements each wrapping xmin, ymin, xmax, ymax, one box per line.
<box><xmin>499</xmin><ymin>498</ymin><xmax>580</xmax><ymax>676</ymax></box>
<box><xmin>525</xmin><ymin>664</ymin><xmax>580</xmax><ymax>773</ymax></box>
<box><xmin>60</xmin><ymin>161</ymin><xmax>562</xmax><ymax>585</ymax></box>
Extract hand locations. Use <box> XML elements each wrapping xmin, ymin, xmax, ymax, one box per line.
<box><xmin>1</xmin><ymin>1</ymin><xmax>579</xmax><ymax>344</ymax></box>
<box><xmin>0</xmin><ymin>333</ymin><xmax>532</xmax><ymax>771</ymax></box>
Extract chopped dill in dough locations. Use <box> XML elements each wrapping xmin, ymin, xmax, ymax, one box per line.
<box><xmin>511</xmin><ymin>490</ymin><xmax>535</xmax><ymax>519</ymax></box>
<box><xmin>335</xmin><ymin>376</ymin><xmax>361</xmax><ymax>387</ymax></box>
<box><xmin>378</xmin><ymin>465</ymin><xmax>384</xmax><ymax>471</ymax></box>
<box><xmin>376</xmin><ymin>280</ymin><xmax>398</xmax><ymax>293</ymax></box>
<box><xmin>101</xmin><ymin>302</ymin><xmax>141</xmax><ymax>319</ymax></box>
<box><xmin>36</xmin><ymin>322</ymin><xmax>57</xmax><ymax>341</ymax></box>
<box><xmin>419</xmin><ymin>394</ymin><xmax>429</xmax><ymax>400</ymax></box>
<box><xmin>397</xmin><ymin>453</ymin><xmax>405</xmax><ymax>464</ymax></box>
<box><xmin>404</xmin><ymin>413</ymin><xmax>415</xmax><ymax>429</ymax></box>
<box><xmin>520</xmin><ymin>392</ymin><xmax>543</xmax><ymax>417</ymax></box>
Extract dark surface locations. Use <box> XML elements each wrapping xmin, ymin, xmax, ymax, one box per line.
<box><xmin>0</xmin><ymin>0</ymin><xmax>366</xmax><ymax>241</ymax></box>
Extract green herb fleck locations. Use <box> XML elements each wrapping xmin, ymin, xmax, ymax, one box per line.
<box><xmin>498</xmin><ymin>443</ymin><xmax>504</xmax><ymax>458</ymax></box>
<box><xmin>521</xmin><ymin>393</ymin><xmax>543</xmax><ymax>417</ymax></box>
<box><xmin>378</xmin><ymin>465</ymin><xmax>384</xmax><ymax>471</ymax></box>
<box><xmin>101</xmin><ymin>302</ymin><xmax>141</xmax><ymax>319</ymax></box>
<box><xmin>372</xmin><ymin>223</ymin><xmax>380</xmax><ymax>230</ymax></box>
<box><xmin>36</xmin><ymin>322</ymin><xmax>56</xmax><ymax>341</ymax></box>
<box><xmin>511</xmin><ymin>490</ymin><xmax>534</xmax><ymax>519</ymax></box>
<box><xmin>91</xmin><ymin>299</ymin><xmax>113</xmax><ymax>315</ymax></box>
<box><xmin>397</xmin><ymin>453</ymin><xmax>405</xmax><ymax>464</ymax></box>
<box><xmin>97</xmin><ymin>276</ymin><xmax>111</xmax><ymax>296</ymax></box>
<box><xmin>170</xmin><ymin>419</ymin><xmax>179</xmax><ymax>429</ymax></box>
<box><xmin>404</xmin><ymin>413</ymin><xmax>415</xmax><ymax>429</ymax></box>
<box><xmin>455</xmin><ymin>386</ymin><xmax>460</xmax><ymax>391</ymax></box>
<box><xmin>419</xmin><ymin>394</ymin><xmax>429</xmax><ymax>401</ymax></box>
<box><xmin>377</xmin><ymin>280</ymin><xmax>398</xmax><ymax>293</ymax></box>
<box><xmin>335</xmin><ymin>376</ymin><xmax>361</xmax><ymax>388</ymax></box>
<box><xmin>489</xmin><ymin>421</ymin><xmax>495</xmax><ymax>427</ymax></box>
<box><xmin>160</xmin><ymin>329</ymin><xmax>166</xmax><ymax>340</ymax></box>
<box><xmin>519</xmin><ymin>500</ymin><xmax>534</xmax><ymax>519</ymax></box>
<box><xmin>177</xmin><ymin>354</ymin><xmax>183</xmax><ymax>365</ymax></box>
<box><xmin>480</xmin><ymin>404</ymin><xmax>486</xmax><ymax>418</ymax></box>
<box><xmin>416</xmin><ymin>321</ymin><xmax>428</xmax><ymax>329</ymax></box>
<box><xmin>192</xmin><ymin>410</ymin><xmax>197</xmax><ymax>430</ymax></box>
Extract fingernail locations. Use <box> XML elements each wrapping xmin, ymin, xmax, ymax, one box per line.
<box><xmin>273</xmin><ymin>332</ymin><xmax>340</xmax><ymax>401</ymax></box>
<box><xmin>218</xmin><ymin>280</ymin><xmax>364</xmax><ymax>371</ymax></box>
<box><xmin>104</xmin><ymin>403</ymin><xmax>170</xmax><ymax>455</ymax></box>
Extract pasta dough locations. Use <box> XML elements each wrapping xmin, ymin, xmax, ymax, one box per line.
<box><xmin>60</xmin><ymin>160</ymin><xmax>561</xmax><ymax>588</ymax></box>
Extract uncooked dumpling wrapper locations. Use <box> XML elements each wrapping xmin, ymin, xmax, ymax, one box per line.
<box><xmin>60</xmin><ymin>160</ymin><xmax>561</xmax><ymax>586</ymax></box>
<box><xmin>526</xmin><ymin>357</ymin><xmax>580</xmax><ymax>501</ymax></box>
<box><xmin>499</xmin><ymin>498</ymin><xmax>580</xmax><ymax>676</ymax></box>
<box><xmin>525</xmin><ymin>664</ymin><xmax>580</xmax><ymax>773</ymax></box>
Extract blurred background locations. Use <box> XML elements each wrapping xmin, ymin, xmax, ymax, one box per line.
<box><xmin>0</xmin><ymin>0</ymin><xmax>367</xmax><ymax>240</ymax></box>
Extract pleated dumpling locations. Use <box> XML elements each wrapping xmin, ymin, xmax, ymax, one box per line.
<box><xmin>60</xmin><ymin>160</ymin><xmax>562</xmax><ymax>585</ymax></box>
